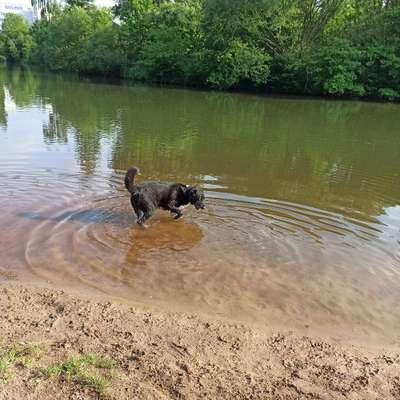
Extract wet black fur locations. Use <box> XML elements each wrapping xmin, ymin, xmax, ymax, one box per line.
<box><xmin>124</xmin><ymin>167</ymin><xmax>205</xmax><ymax>224</ymax></box>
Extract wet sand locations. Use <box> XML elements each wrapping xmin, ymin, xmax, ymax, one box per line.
<box><xmin>1</xmin><ymin>283</ymin><xmax>399</xmax><ymax>400</ymax></box>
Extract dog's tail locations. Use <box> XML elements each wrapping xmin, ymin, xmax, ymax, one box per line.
<box><xmin>124</xmin><ymin>167</ymin><xmax>140</xmax><ymax>193</ymax></box>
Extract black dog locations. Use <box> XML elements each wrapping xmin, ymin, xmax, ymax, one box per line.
<box><xmin>124</xmin><ymin>167</ymin><xmax>205</xmax><ymax>224</ymax></box>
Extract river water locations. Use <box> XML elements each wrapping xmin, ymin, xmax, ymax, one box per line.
<box><xmin>1</xmin><ymin>68</ymin><xmax>400</xmax><ymax>343</ymax></box>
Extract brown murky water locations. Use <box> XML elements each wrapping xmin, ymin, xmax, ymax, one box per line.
<box><xmin>1</xmin><ymin>68</ymin><xmax>400</xmax><ymax>343</ymax></box>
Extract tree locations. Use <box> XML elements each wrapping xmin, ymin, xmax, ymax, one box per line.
<box><xmin>297</xmin><ymin>0</ymin><xmax>344</xmax><ymax>49</ymax></box>
<box><xmin>308</xmin><ymin>39</ymin><xmax>365</xmax><ymax>96</ymax></box>
<box><xmin>66</xmin><ymin>0</ymin><xmax>95</xmax><ymax>9</ymax></box>
<box><xmin>32</xmin><ymin>7</ymin><xmax>115</xmax><ymax>71</ymax></box>
<box><xmin>201</xmin><ymin>0</ymin><xmax>275</xmax><ymax>88</ymax></box>
<box><xmin>31</xmin><ymin>0</ymin><xmax>60</xmax><ymax>20</ymax></box>
<box><xmin>81</xmin><ymin>25</ymin><xmax>124</xmax><ymax>75</ymax></box>
<box><xmin>0</xmin><ymin>14</ymin><xmax>34</xmax><ymax>62</ymax></box>
<box><xmin>127</xmin><ymin>1</ymin><xmax>204</xmax><ymax>83</ymax></box>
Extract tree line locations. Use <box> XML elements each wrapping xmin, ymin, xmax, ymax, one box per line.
<box><xmin>1</xmin><ymin>0</ymin><xmax>400</xmax><ymax>100</ymax></box>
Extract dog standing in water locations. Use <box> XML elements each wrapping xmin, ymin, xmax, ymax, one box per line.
<box><xmin>124</xmin><ymin>167</ymin><xmax>205</xmax><ymax>225</ymax></box>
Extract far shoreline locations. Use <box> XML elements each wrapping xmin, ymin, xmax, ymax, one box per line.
<box><xmin>3</xmin><ymin>64</ymin><xmax>399</xmax><ymax>106</ymax></box>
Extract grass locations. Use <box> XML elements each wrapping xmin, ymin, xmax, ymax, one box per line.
<box><xmin>0</xmin><ymin>339</ymin><xmax>119</xmax><ymax>398</ymax></box>
<box><xmin>40</xmin><ymin>352</ymin><xmax>118</xmax><ymax>399</ymax></box>
<box><xmin>0</xmin><ymin>342</ymin><xmax>41</xmax><ymax>383</ymax></box>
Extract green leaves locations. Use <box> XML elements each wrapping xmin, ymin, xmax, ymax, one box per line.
<box><xmin>378</xmin><ymin>88</ymin><xmax>400</xmax><ymax>100</ymax></box>
<box><xmin>207</xmin><ymin>41</ymin><xmax>270</xmax><ymax>89</ymax></box>
<box><xmin>31</xmin><ymin>7</ymin><xmax>119</xmax><ymax>74</ymax></box>
<box><xmin>270</xmin><ymin>4</ymin><xmax>400</xmax><ymax>99</ymax></box>
<box><xmin>309</xmin><ymin>39</ymin><xmax>365</xmax><ymax>96</ymax></box>
<box><xmin>201</xmin><ymin>0</ymin><xmax>274</xmax><ymax>88</ymax></box>
<box><xmin>0</xmin><ymin>14</ymin><xmax>34</xmax><ymax>62</ymax></box>
<box><xmin>126</xmin><ymin>1</ymin><xmax>204</xmax><ymax>83</ymax></box>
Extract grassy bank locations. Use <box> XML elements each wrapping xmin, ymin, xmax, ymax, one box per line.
<box><xmin>0</xmin><ymin>342</ymin><xmax>119</xmax><ymax>399</ymax></box>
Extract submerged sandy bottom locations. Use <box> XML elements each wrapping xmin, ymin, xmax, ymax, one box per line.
<box><xmin>0</xmin><ymin>283</ymin><xmax>399</xmax><ymax>400</ymax></box>
<box><xmin>3</xmin><ymin>184</ymin><xmax>400</xmax><ymax>347</ymax></box>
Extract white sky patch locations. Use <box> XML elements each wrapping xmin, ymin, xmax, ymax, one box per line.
<box><xmin>95</xmin><ymin>0</ymin><xmax>115</xmax><ymax>7</ymax></box>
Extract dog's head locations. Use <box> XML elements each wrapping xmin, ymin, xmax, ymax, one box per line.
<box><xmin>188</xmin><ymin>186</ymin><xmax>205</xmax><ymax>210</ymax></box>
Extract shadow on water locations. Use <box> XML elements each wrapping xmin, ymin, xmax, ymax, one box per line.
<box><xmin>126</xmin><ymin>218</ymin><xmax>204</xmax><ymax>259</ymax></box>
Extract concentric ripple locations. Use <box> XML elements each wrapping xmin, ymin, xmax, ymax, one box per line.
<box><xmin>1</xmin><ymin>166</ymin><xmax>399</xmax><ymax>342</ymax></box>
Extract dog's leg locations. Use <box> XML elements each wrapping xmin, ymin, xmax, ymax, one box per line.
<box><xmin>131</xmin><ymin>196</ymin><xmax>144</xmax><ymax>224</ymax></box>
<box><xmin>168</xmin><ymin>202</ymin><xmax>182</xmax><ymax>220</ymax></box>
<box><xmin>140</xmin><ymin>209</ymin><xmax>154</xmax><ymax>224</ymax></box>
<box><xmin>173</xmin><ymin>210</ymin><xmax>182</xmax><ymax>219</ymax></box>
<box><xmin>136</xmin><ymin>210</ymin><xmax>145</xmax><ymax>225</ymax></box>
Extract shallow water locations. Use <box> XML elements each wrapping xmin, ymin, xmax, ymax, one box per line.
<box><xmin>1</xmin><ymin>68</ymin><xmax>400</xmax><ymax>342</ymax></box>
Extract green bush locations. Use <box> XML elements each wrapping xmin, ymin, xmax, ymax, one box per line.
<box><xmin>309</xmin><ymin>39</ymin><xmax>365</xmax><ymax>97</ymax></box>
<box><xmin>0</xmin><ymin>14</ymin><xmax>34</xmax><ymax>62</ymax></box>
<box><xmin>32</xmin><ymin>6</ymin><xmax>118</xmax><ymax>73</ymax></box>
<box><xmin>127</xmin><ymin>1</ymin><xmax>204</xmax><ymax>84</ymax></box>
<box><xmin>361</xmin><ymin>45</ymin><xmax>400</xmax><ymax>98</ymax></box>
<box><xmin>378</xmin><ymin>88</ymin><xmax>400</xmax><ymax>101</ymax></box>
<box><xmin>81</xmin><ymin>25</ymin><xmax>123</xmax><ymax>75</ymax></box>
<box><xmin>207</xmin><ymin>41</ymin><xmax>270</xmax><ymax>89</ymax></box>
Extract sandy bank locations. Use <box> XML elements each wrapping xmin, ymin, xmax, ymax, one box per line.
<box><xmin>0</xmin><ymin>284</ymin><xmax>399</xmax><ymax>400</ymax></box>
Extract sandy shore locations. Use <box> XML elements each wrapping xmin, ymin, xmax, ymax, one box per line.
<box><xmin>0</xmin><ymin>284</ymin><xmax>399</xmax><ymax>400</ymax></box>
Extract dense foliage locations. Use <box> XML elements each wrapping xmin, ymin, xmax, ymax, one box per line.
<box><xmin>31</xmin><ymin>7</ymin><xmax>122</xmax><ymax>74</ymax></box>
<box><xmin>0</xmin><ymin>14</ymin><xmax>34</xmax><ymax>62</ymax></box>
<box><xmin>1</xmin><ymin>0</ymin><xmax>400</xmax><ymax>100</ymax></box>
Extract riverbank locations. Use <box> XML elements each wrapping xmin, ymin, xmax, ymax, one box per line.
<box><xmin>0</xmin><ymin>284</ymin><xmax>399</xmax><ymax>400</ymax></box>
<box><xmin>3</xmin><ymin>2</ymin><xmax>400</xmax><ymax>102</ymax></box>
